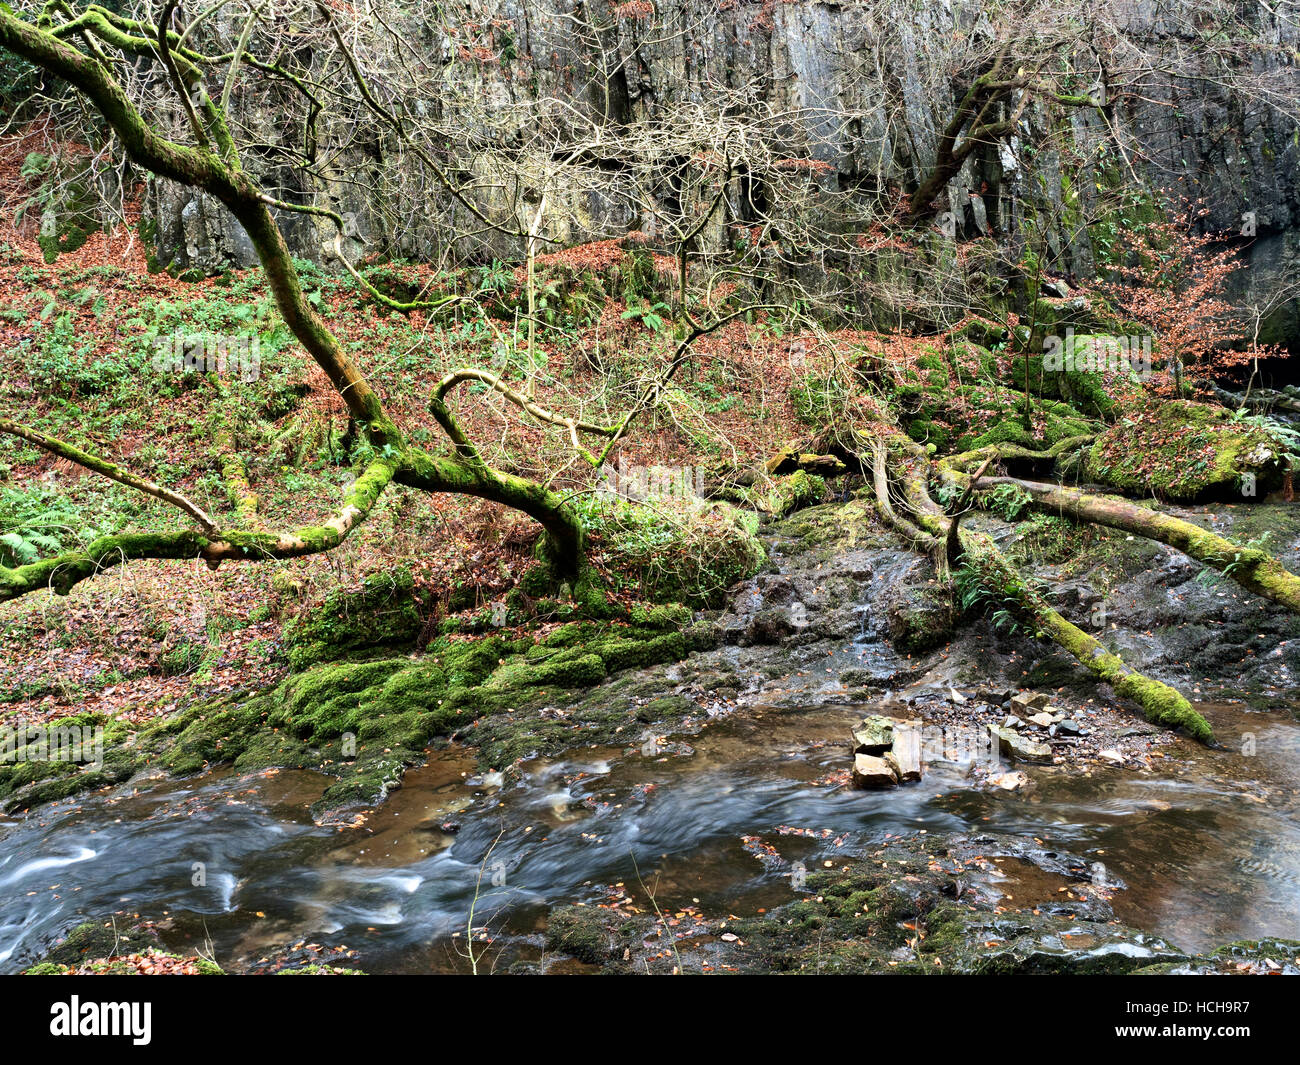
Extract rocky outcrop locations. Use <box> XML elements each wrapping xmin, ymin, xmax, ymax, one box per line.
<box><xmin>136</xmin><ymin>1</ymin><xmax>1300</xmax><ymax>349</ymax></box>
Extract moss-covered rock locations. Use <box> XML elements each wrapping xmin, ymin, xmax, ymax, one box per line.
<box><xmin>3</xmin><ymin>617</ymin><xmax>703</xmax><ymax>816</ymax></box>
<box><xmin>883</xmin><ymin>582</ymin><xmax>955</xmax><ymax>654</ymax></box>
<box><xmin>0</xmin><ymin>712</ymin><xmax>136</xmax><ymax>811</ymax></box>
<box><xmin>898</xmin><ymin>377</ymin><xmax>1095</xmax><ymax>456</ymax></box>
<box><xmin>31</xmin><ymin>920</ymin><xmax>158</xmax><ymax>969</ymax></box>
<box><xmin>1085</xmin><ymin>400</ymin><xmax>1284</xmax><ymax>501</ymax></box>
<box><xmin>765</xmin><ymin>470</ymin><xmax>827</xmax><ymax>518</ymax></box>
<box><xmin>281</xmin><ymin>569</ymin><xmax>423</xmax><ymax>671</ymax></box>
<box><xmin>545</xmin><ymin>905</ymin><xmax>613</xmax><ymax>965</ymax></box>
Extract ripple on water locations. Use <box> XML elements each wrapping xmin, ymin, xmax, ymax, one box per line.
<box><xmin>0</xmin><ymin>695</ymin><xmax>1297</xmax><ymax>970</ymax></box>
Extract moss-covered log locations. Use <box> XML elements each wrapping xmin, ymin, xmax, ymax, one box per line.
<box><xmin>953</xmin><ymin>523</ymin><xmax>1214</xmax><ymax>742</ymax></box>
<box><xmin>0</xmin><ymin>459</ymin><xmax>398</xmax><ymax>602</ymax></box>
<box><xmin>395</xmin><ymin>448</ymin><xmax>586</xmax><ymax>576</ymax></box>
<box><xmin>882</xmin><ymin>438</ymin><xmax>1214</xmax><ymax>742</ymax></box>
<box><xmin>942</xmin><ymin>455</ymin><xmax>1300</xmax><ymax>616</ymax></box>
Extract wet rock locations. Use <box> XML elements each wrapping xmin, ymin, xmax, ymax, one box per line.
<box><xmin>1009</xmin><ymin>692</ymin><xmax>1051</xmax><ymax>714</ymax></box>
<box><xmin>988</xmin><ymin>770</ymin><xmax>1031</xmax><ymax>791</ymax></box>
<box><xmin>1135</xmin><ymin>938</ymin><xmax>1300</xmax><ymax>976</ymax></box>
<box><xmin>852</xmin><ymin>753</ymin><xmax>899</xmax><ymax>788</ymax></box>
<box><xmin>936</xmin><ymin>911</ymin><xmax>1188</xmax><ymax>975</ymax></box>
<box><xmin>851</xmin><ymin>715</ymin><xmax>896</xmax><ymax>754</ymax></box>
<box><xmin>674</xmin><ymin>833</ymin><xmax>1204</xmax><ymax>976</ymax></box>
<box><xmin>888</xmin><ymin>726</ymin><xmax>923</xmax><ymax>782</ymax></box>
<box><xmin>989</xmin><ymin>724</ymin><xmax>1054</xmax><ymax>764</ymax></box>
<box><xmin>745</xmin><ymin>608</ymin><xmax>798</xmax><ymax>645</ymax></box>
<box><xmin>882</xmin><ymin>579</ymin><xmax>956</xmax><ymax>654</ymax></box>
<box><xmin>545</xmin><ymin>906</ymin><xmax>613</xmax><ymax>966</ymax></box>
<box><xmin>1028</xmin><ymin>712</ymin><xmax>1056</xmax><ymax>728</ymax></box>
<box><xmin>839</xmin><ymin>667</ymin><xmax>882</xmax><ymax>688</ymax></box>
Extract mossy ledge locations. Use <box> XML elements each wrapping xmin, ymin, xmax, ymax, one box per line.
<box><xmin>0</xmin><ymin>614</ymin><xmax>717</xmax><ymax>819</ymax></box>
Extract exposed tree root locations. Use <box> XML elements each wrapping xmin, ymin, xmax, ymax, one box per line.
<box><xmin>865</xmin><ymin>436</ymin><xmax>945</xmax><ymax>575</ymax></box>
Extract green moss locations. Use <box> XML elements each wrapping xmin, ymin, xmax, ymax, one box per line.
<box><xmin>594</xmin><ymin>632</ymin><xmax>685</xmax><ymax>673</ymax></box>
<box><xmin>628</xmin><ymin>603</ymin><xmax>692</xmax><ymax>629</ymax></box>
<box><xmin>546</xmin><ymin>905</ymin><xmax>612</xmax><ymax>964</ymax></box>
<box><xmin>5</xmin><ymin>614</ymin><xmax>702</xmax><ymax>815</ymax></box>
<box><xmin>35</xmin><ymin>920</ymin><xmax>156</xmax><ymax>968</ymax></box>
<box><xmin>766</xmin><ymin>470</ymin><xmax>827</xmax><ymax>518</ymax></box>
<box><xmin>282</xmin><ymin>568</ymin><xmax>422</xmax><ymax>670</ymax></box>
<box><xmin>1085</xmin><ymin>400</ymin><xmax>1283</xmax><ymax>501</ymax></box>
<box><xmin>899</xmin><ymin>373</ymin><xmax>1097</xmax><ymax>457</ymax></box>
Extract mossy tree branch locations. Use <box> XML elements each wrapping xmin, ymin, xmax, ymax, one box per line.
<box><xmin>871</xmin><ymin>435</ymin><xmax>1214</xmax><ymax>742</ymax></box>
<box><xmin>0</xmin><ymin>5</ymin><xmax>596</xmax><ymax>594</ymax></box>
<box><xmin>0</xmin><ymin>458</ymin><xmax>398</xmax><ymax>602</ymax></box>
<box><xmin>943</xmin><ymin>454</ymin><xmax>1300</xmax><ymax>616</ymax></box>
<box><xmin>0</xmin><ymin>417</ymin><xmax>217</xmax><ymax>532</ymax></box>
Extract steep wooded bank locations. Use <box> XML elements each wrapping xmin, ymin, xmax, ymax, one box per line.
<box><xmin>9</xmin><ymin>3</ymin><xmax>1299</xmax><ymax>349</ymax></box>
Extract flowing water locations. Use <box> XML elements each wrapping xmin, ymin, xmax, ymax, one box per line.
<box><xmin>1</xmin><ymin>676</ymin><xmax>1297</xmax><ymax>972</ymax></box>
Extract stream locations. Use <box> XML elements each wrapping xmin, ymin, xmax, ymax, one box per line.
<box><xmin>1</xmin><ymin>678</ymin><xmax>1297</xmax><ymax>973</ymax></box>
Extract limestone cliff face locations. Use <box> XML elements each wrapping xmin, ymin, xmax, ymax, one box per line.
<box><xmin>144</xmin><ymin>0</ymin><xmax>1300</xmax><ymax>340</ymax></box>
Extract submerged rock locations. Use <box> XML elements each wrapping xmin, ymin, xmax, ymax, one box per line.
<box><xmin>561</xmin><ymin>833</ymin><xmax>1228</xmax><ymax>975</ymax></box>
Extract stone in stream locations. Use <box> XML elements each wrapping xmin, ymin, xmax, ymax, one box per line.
<box><xmin>988</xmin><ymin>724</ymin><xmax>1053</xmax><ymax>764</ymax></box>
<box><xmin>852</xmin><ymin>753</ymin><xmax>899</xmax><ymax>789</ymax></box>
<box><xmin>1009</xmin><ymin>692</ymin><xmax>1051</xmax><ymax>713</ymax></box>
<box><xmin>1056</xmin><ymin>719</ymin><xmax>1084</xmax><ymax>736</ymax></box>
<box><xmin>1028</xmin><ymin>712</ymin><xmax>1056</xmax><ymax>728</ymax></box>
<box><xmin>851</xmin><ymin>714</ymin><xmax>895</xmax><ymax>754</ymax></box>
<box><xmin>887</xmin><ymin>725</ymin><xmax>923</xmax><ymax>782</ymax></box>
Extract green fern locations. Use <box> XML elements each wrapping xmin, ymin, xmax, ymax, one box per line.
<box><xmin>0</xmin><ymin>487</ymin><xmax>80</xmax><ymax>567</ymax></box>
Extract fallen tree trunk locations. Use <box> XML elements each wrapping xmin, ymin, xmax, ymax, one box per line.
<box><xmin>949</xmin><ymin>522</ymin><xmax>1214</xmax><ymax>743</ymax></box>
<box><xmin>942</xmin><ymin>456</ymin><xmax>1300</xmax><ymax>616</ymax></box>
<box><xmin>877</xmin><ymin>436</ymin><xmax>1214</xmax><ymax>742</ymax></box>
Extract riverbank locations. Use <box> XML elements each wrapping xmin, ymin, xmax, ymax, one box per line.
<box><xmin>5</xmin><ymin>494</ymin><xmax>1300</xmax><ymax>974</ymax></box>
